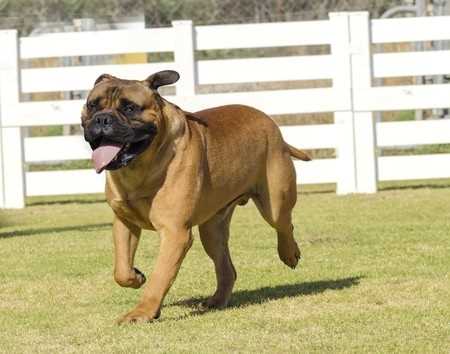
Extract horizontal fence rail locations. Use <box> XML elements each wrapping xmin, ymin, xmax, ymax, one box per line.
<box><xmin>194</xmin><ymin>20</ymin><xmax>332</xmax><ymax>49</ymax></box>
<box><xmin>379</xmin><ymin>154</ymin><xmax>450</xmax><ymax>181</ymax></box>
<box><xmin>26</xmin><ymin>170</ymin><xmax>105</xmax><ymax>196</ymax></box>
<box><xmin>1</xmin><ymin>12</ymin><xmax>450</xmax><ymax>208</ymax></box>
<box><xmin>353</xmin><ymin>84</ymin><xmax>450</xmax><ymax>112</ymax></box>
<box><xmin>20</xmin><ymin>28</ymin><xmax>175</xmax><ymax>58</ymax></box>
<box><xmin>197</xmin><ymin>55</ymin><xmax>334</xmax><ymax>84</ymax></box>
<box><xmin>24</xmin><ymin>136</ymin><xmax>91</xmax><ymax>162</ymax></box>
<box><xmin>373</xmin><ymin>50</ymin><xmax>450</xmax><ymax>78</ymax></box>
<box><xmin>21</xmin><ymin>63</ymin><xmax>178</xmax><ymax>93</ymax></box>
<box><xmin>371</xmin><ymin>16</ymin><xmax>450</xmax><ymax>43</ymax></box>
<box><xmin>377</xmin><ymin>120</ymin><xmax>450</xmax><ymax>147</ymax></box>
<box><xmin>2</xmin><ymin>88</ymin><xmax>349</xmax><ymax>127</ymax></box>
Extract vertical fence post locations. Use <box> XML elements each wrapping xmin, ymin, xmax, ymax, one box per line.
<box><xmin>0</xmin><ymin>30</ymin><xmax>26</xmax><ymax>208</ymax></box>
<box><xmin>172</xmin><ymin>20</ymin><xmax>197</xmax><ymax>96</ymax></box>
<box><xmin>329</xmin><ymin>13</ymin><xmax>357</xmax><ymax>195</ymax></box>
<box><xmin>349</xmin><ymin>12</ymin><xmax>378</xmax><ymax>193</ymax></box>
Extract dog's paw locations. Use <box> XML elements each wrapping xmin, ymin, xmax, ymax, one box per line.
<box><xmin>199</xmin><ymin>295</ymin><xmax>229</xmax><ymax>311</ymax></box>
<box><xmin>117</xmin><ymin>307</ymin><xmax>160</xmax><ymax>325</ymax></box>
<box><xmin>278</xmin><ymin>240</ymin><xmax>301</xmax><ymax>269</ymax></box>
<box><xmin>132</xmin><ymin>267</ymin><xmax>146</xmax><ymax>289</ymax></box>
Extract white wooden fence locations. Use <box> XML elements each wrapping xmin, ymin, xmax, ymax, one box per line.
<box><xmin>1</xmin><ymin>12</ymin><xmax>450</xmax><ymax>208</ymax></box>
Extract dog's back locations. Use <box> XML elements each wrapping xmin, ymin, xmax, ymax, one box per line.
<box><xmin>193</xmin><ymin>104</ymin><xmax>310</xmax><ymax>161</ymax></box>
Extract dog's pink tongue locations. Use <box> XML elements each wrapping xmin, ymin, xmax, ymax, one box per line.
<box><xmin>92</xmin><ymin>145</ymin><xmax>121</xmax><ymax>173</ymax></box>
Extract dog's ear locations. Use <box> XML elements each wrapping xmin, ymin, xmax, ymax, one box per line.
<box><xmin>94</xmin><ymin>73</ymin><xmax>115</xmax><ymax>86</ymax></box>
<box><xmin>145</xmin><ymin>70</ymin><xmax>180</xmax><ymax>90</ymax></box>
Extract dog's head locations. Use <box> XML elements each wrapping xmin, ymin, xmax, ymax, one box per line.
<box><xmin>81</xmin><ymin>70</ymin><xmax>179</xmax><ymax>173</ymax></box>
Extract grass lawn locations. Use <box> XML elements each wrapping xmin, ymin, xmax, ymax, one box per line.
<box><xmin>0</xmin><ymin>181</ymin><xmax>449</xmax><ymax>353</ymax></box>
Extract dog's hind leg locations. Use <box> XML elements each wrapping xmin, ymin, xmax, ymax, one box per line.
<box><xmin>252</xmin><ymin>150</ymin><xmax>301</xmax><ymax>269</ymax></box>
<box><xmin>199</xmin><ymin>205</ymin><xmax>237</xmax><ymax>309</ymax></box>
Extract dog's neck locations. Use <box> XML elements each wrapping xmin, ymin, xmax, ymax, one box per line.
<box><xmin>105</xmin><ymin>102</ymin><xmax>189</xmax><ymax>201</ymax></box>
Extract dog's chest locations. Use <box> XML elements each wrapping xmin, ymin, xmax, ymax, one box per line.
<box><xmin>109</xmin><ymin>198</ymin><xmax>154</xmax><ymax>230</ymax></box>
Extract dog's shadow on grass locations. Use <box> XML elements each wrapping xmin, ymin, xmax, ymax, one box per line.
<box><xmin>171</xmin><ymin>276</ymin><xmax>363</xmax><ymax>316</ymax></box>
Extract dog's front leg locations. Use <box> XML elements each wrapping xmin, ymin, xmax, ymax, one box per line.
<box><xmin>113</xmin><ymin>216</ymin><xmax>146</xmax><ymax>289</ymax></box>
<box><xmin>117</xmin><ymin>227</ymin><xmax>193</xmax><ymax>324</ymax></box>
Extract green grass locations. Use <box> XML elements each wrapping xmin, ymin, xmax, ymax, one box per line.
<box><xmin>1</xmin><ymin>182</ymin><xmax>450</xmax><ymax>353</ymax></box>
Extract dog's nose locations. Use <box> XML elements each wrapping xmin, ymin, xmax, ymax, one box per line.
<box><xmin>94</xmin><ymin>113</ymin><xmax>113</xmax><ymax>128</ymax></box>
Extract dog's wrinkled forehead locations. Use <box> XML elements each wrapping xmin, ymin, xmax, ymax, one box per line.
<box><xmin>88</xmin><ymin>79</ymin><xmax>156</xmax><ymax>109</ymax></box>
<box><xmin>87</xmin><ymin>70</ymin><xmax>180</xmax><ymax>111</ymax></box>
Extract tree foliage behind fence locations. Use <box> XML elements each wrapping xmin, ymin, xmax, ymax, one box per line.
<box><xmin>1</xmin><ymin>0</ymin><xmax>399</xmax><ymax>35</ymax></box>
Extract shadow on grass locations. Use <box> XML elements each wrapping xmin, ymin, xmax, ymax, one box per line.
<box><xmin>380</xmin><ymin>182</ymin><xmax>450</xmax><ymax>192</ymax></box>
<box><xmin>298</xmin><ymin>184</ymin><xmax>336</xmax><ymax>195</ymax></box>
<box><xmin>171</xmin><ymin>276</ymin><xmax>363</xmax><ymax>314</ymax></box>
<box><xmin>301</xmin><ymin>189</ymin><xmax>336</xmax><ymax>195</ymax></box>
<box><xmin>28</xmin><ymin>198</ymin><xmax>106</xmax><ymax>207</ymax></box>
<box><xmin>0</xmin><ymin>223</ymin><xmax>111</xmax><ymax>238</ymax></box>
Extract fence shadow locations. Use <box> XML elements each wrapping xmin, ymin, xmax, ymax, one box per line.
<box><xmin>28</xmin><ymin>198</ymin><xmax>106</xmax><ymax>207</ymax></box>
<box><xmin>171</xmin><ymin>276</ymin><xmax>363</xmax><ymax>314</ymax></box>
<box><xmin>0</xmin><ymin>223</ymin><xmax>111</xmax><ymax>238</ymax></box>
<box><xmin>380</xmin><ymin>182</ymin><xmax>450</xmax><ymax>192</ymax></box>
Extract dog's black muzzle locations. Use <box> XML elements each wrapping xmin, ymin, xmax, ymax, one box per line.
<box><xmin>84</xmin><ymin>112</ymin><xmax>157</xmax><ymax>171</ymax></box>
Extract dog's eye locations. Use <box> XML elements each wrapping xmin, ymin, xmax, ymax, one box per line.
<box><xmin>86</xmin><ymin>99</ymin><xmax>99</xmax><ymax>112</ymax></box>
<box><xmin>121</xmin><ymin>101</ymin><xmax>140</xmax><ymax>115</ymax></box>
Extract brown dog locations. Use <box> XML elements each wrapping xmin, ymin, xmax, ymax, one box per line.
<box><xmin>80</xmin><ymin>70</ymin><xmax>310</xmax><ymax>324</ymax></box>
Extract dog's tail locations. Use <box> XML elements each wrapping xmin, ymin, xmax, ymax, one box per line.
<box><xmin>286</xmin><ymin>143</ymin><xmax>312</xmax><ymax>161</ymax></box>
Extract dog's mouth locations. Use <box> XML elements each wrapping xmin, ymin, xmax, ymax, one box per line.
<box><xmin>91</xmin><ymin>136</ymin><xmax>152</xmax><ymax>173</ymax></box>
